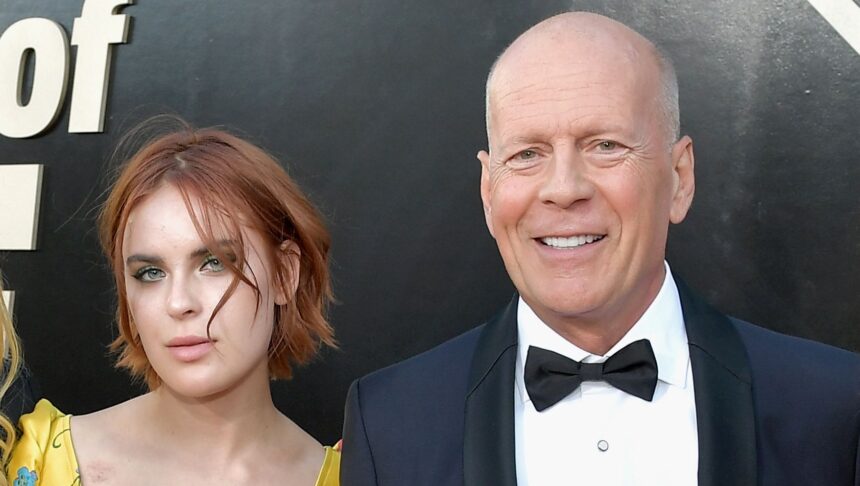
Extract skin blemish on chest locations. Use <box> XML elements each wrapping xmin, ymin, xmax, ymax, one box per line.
<box><xmin>81</xmin><ymin>460</ymin><xmax>115</xmax><ymax>483</ymax></box>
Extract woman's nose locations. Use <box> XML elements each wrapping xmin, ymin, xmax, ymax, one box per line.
<box><xmin>165</xmin><ymin>274</ymin><xmax>201</xmax><ymax>320</ymax></box>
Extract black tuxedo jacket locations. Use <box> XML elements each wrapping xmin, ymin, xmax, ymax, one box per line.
<box><xmin>341</xmin><ymin>279</ymin><xmax>860</xmax><ymax>485</ymax></box>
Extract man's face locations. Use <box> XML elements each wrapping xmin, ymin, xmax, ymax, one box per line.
<box><xmin>479</xmin><ymin>40</ymin><xmax>694</xmax><ymax>331</ymax></box>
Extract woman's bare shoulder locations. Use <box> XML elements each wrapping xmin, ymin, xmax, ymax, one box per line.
<box><xmin>259</xmin><ymin>413</ymin><xmax>327</xmax><ymax>482</ymax></box>
<box><xmin>70</xmin><ymin>395</ymin><xmax>152</xmax><ymax>475</ymax></box>
<box><xmin>73</xmin><ymin>395</ymin><xmax>148</xmax><ymax>438</ymax></box>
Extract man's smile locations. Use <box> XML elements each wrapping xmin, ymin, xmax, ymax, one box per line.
<box><xmin>538</xmin><ymin>234</ymin><xmax>606</xmax><ymax>249</ymax></box>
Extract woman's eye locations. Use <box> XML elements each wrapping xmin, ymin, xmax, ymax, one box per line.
<box><xmin>201</xmin><ymin>256</ymin><xmax>226</xmax><ymax>273</ymax></box>
<box><xmin>133</xmin><ymin>267</ymin><xmax>165</xmax><ymax>282</ymax></box>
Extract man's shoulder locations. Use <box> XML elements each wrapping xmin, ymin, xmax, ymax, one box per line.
<box><xmin>730</xmin><ymin>317</ymin><xmax>860</xmax><ymax>398</ymax></box>
<box><xmin>356</xmin><ymin>324</ymin><xmax>485</xmax><ymax>399</ymax></box>
<box><xmin>678</xmin><ymin>276</ymin><xmax>860</xmax><ymax>386</ymax></box>
<box><xmin>731</xmin><ymin>316</ymin><xmax>860</xmax><ymax>367</ymax></box>
<box><xmin>342</xmin><ymin>322</ymin><xmax>492</xmax><ymax>482</ymax></box>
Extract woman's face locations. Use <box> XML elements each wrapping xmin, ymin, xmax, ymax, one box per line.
<box><xmin>121</xmin><ymin>183</ymin><xmax>285</xmax><ymax>398</ymax></box>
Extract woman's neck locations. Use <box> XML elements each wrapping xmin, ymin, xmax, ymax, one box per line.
<box><xmin>139</xmin><ymin>360</ymin><xmax>289</xmax><ymax>460</ymax></box>
<box><xmin>70</xmin><ymin>358</ymin><xmax>324</xmax><ymax>486</ymax></box>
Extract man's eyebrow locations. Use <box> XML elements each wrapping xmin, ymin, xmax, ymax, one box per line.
<box><xmin>498</xmin><ymin>133</ymin><xmax>547</xmax><ymax>148</ymax></box>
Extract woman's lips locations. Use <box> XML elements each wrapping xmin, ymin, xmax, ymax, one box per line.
<box><xmin>167</xmin><ymin>336</ymin><xmax>214</xmax><ymax>362</ymax></box>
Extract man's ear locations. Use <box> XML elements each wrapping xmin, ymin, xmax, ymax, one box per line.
<box><xmin>275</xmin><ymin>240</ymin><xmax>301</xmax><ymax>306</ymax></box>
<box><xmin>477</xmin><ymin>150</ymin><xmax>496</xmax><ymax>239</ymax></box>
<box><xmin>669</xmin><ymin>135</ymin><xmax>695</xmax><ymax>224</ymax></box>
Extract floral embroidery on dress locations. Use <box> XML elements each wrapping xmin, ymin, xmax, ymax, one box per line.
<box><xmin>52</xmin><ymin>427</ymin><xmax>71</xmax><ymax>449</ymax></box>
<box><xmin>13</xmin><ymin>466</ymin><xmax>37</xmax><ymax>486</ymax></box>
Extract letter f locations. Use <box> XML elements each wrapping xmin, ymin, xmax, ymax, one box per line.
<box><xmin>69</xmin><ymin>0</ymin><xmax>133</xmax><ymax>133</ymax></box>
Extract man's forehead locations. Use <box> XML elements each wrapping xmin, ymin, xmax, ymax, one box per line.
<box><xmin>488</xmin><ymin>57</ymin><xmax>645</xmax><ymax>121</ymax></box>
<box><xmin>493</xmin><ymin>57</ymin><xmax>614</xmax><ymax>94</ymax></box>
<box><xmin>496</xmin><ymin>40</ymin><xmax>646</xmax><ymax>86</ymax></box>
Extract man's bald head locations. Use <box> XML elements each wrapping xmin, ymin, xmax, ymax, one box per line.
<box><xmin>485</xmin><ymin>12</ymin><xmax>680</xmax><ymax>145</ymax></box>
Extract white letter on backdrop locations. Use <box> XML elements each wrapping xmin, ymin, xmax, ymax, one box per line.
<box><xmin>1</xmin><ymin>291</ymin><xmax>14</xmax><ymax>317</ymax></box>
<box><xmin>69</xmin><ymin>0</ymin><xmax>134</xmax><ymax>133</ymax></box>
<box><xmin>0</xmin><ymin>164</ymin><xmax>44</xmax><ymax>250</ymax></box>
<box><xmin>0</xmin><ymin>19</ymin><xmax>69</xmax><ymax>138</ymax></box>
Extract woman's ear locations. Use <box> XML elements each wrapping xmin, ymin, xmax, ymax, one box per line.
<box><xmin>275</xmin><ymin>240</ymin><xmax>301</xmax><ymax>305</ymax></box>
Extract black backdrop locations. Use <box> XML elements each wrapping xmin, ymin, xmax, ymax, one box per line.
<box><xmin>0</xmin><ymin>0</ymin><xmax>858</xmax><ymax>444</ymax></box>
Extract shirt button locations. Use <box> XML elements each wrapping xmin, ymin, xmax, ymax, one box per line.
<box><xmin>597</xmin><ymin>440</ymin><xmax>609</xmax><ymax>452</ymax></box>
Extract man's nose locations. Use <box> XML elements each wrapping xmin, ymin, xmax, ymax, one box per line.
<box><xmin>537</xmin><ymin>147</ymin><xmax>595</xmax><ymax>208</ymax></box>
<box><xmin>166</xmin><ymin>274</ymin><xmax>201</xmax><ymax>320</ymax></box>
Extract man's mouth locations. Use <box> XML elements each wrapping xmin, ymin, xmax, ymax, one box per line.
<box><xmin>539</xmin><ymin>234</ymin><xmax>605</xmax><ymax>249</ymax></box>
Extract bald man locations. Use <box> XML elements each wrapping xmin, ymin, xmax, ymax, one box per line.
<box><xmin>341</xmin><ymin>12</ymin><xmax>860</xmax><ymax>486</ymax></box>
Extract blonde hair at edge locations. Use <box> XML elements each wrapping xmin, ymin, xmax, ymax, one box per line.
<box><xmin>0</xmin><ymin>279</ymin><xmax>21</xmax><ymax>486</ymax></box>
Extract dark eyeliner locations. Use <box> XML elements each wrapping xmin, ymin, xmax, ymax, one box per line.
<box><xmin>131</xmin><ymin>266</ymin><xmax>159</xmax><ymax>281</ymax></box>
<box><xmin>201</xmin><ymin>253</ymin><xmax>229</xmax><ymax>272</ymax></box>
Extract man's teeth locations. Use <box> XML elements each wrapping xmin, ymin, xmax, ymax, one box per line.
<box><xmin>541</xmin><ymin>235</ymin><xmax>604</xmax><ymax>248</ymax></box>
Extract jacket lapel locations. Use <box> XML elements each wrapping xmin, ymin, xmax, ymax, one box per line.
<box><xmin>677</xmin><ymin>278</ymin><xmax>758</xmax><ymax>486</ymax></box>
<box><xmin>463</xmin><ymin>296</ymin><xmax>519</xmax><ymax>486</ymax></box>
<box><xmin>463</xmin><ymin>281</ymin><xmax>758</xmax><ymax>485</ymax></box>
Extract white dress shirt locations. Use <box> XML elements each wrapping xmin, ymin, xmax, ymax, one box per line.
<box><xmin>514</xmin><ymin>263</ymin><xmax>698</xmax><ymax>485</ymax></box>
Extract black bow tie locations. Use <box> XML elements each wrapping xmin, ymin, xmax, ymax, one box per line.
<box><xmin>524</xmin><ymin>339</ymin><xmax>658</xmax><ymax>411</ymax></box>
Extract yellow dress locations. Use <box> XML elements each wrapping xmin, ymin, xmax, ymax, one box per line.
<box><xmin>8</xmin><ymin>399</ymin><xmax>340</xmax><ymax>486</ymax></box>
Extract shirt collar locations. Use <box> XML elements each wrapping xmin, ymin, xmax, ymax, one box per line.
<box><xmin>515</xmin><ymin>261</ymin><xmax>690</xmax><ymax>404</ymax></box>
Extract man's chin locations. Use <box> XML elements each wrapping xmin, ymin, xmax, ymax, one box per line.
<box><xmin>522</xmin><ymin>289</ymin><xmax>610</xmax><ymax>326</ymax></box>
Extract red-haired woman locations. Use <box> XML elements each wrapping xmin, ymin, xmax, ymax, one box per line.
<box><xmin>8</xmin><ymin>120</ymin><xmax>339</xmax><ymax>486</ymax></box>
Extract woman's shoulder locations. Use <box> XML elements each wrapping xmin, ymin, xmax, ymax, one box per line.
<box><xmin>69</xmin><ymin>394</ymin><xmax>137</xmax><ymax>435</ymax></box>
<box><xmin>315</xmin><ymin>444</ymin><xmax>341</xmax><ymax>486</ymax></box>
<box><xmin>16</xmin><ymin>398</ymin><xmax>66</xmax><ymax>430</ymax></box>
<box><xmin>7</xmin><ymin>399</ymin><xmax>80</xmax><ymax>486</ymax></box>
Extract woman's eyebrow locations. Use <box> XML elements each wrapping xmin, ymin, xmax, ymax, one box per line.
<box><xmin>125</xmin><ymin>254</ymin><xmax>164</xmax><ymax>266</ymax></box>
<box><xmin>125</xmin><ymin>240</ymin><xmax>237</xmax><ymax>266</ymax></box>
<box><xmin>189</xmin><ymin>239</ymin><xmax>236</xmax><ymax>259</ymax></box>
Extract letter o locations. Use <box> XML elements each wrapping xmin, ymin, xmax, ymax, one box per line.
<box><xmin>0</xmin><ymin>18</ymin><xmax>69</xmax><ymax>138</ymax></box>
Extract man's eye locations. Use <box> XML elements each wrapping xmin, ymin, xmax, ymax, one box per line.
<box><xmin>201</xmin><ymin>255</ymin><xmax>226</xmax><ymax>273</ymax></box>
<box><xmin>133</xmin><ymin>267</ymin><xmax>165</xmax><ymax>282</ymax></box>
<box><xmin>507</xmin><ymin>150</ymin><xmax>540</xmax><ymax>166</ymax></box>
<box><xmin>597</xmin><ymin>141</ymin><xmax>618</xmax><ymax>151</ymax></box>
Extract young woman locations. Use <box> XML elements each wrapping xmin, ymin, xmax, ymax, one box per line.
<box><xmin>0</xmin><ymin>279</ymin><xmax>24</xmax><ymax>486</ymax></box>
<box><xmin>8</xmin><ymin>122</ymin><xmax>339</xmax><ymax>485</ymax></box>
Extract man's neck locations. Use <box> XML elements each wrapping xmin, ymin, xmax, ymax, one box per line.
<box><xmin>528</xmin><ymin>265</ymin><xmax>668</xmax><ymax>356</ymax></box>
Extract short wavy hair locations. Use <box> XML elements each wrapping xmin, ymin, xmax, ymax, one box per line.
<box><xmin>99</xmin><ymin>118</ymin><xmax>335</xmax><ymax>389</ymax></box>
